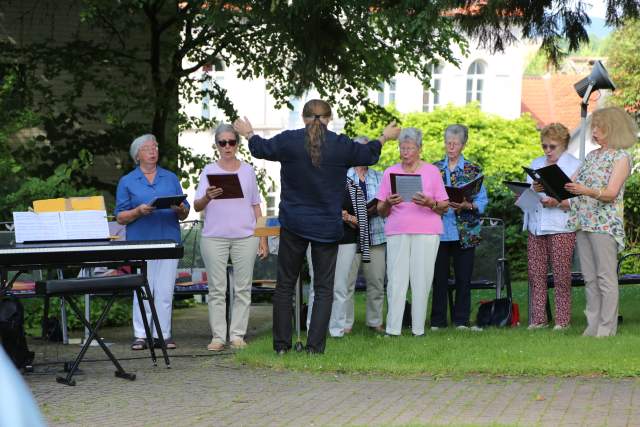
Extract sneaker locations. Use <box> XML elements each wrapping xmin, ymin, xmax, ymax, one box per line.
<box><xmin>430</xmin><ymin>326</ymin><xmax>441</xmax><ymax>331</ymax></box>
<box><xmin>455</xmin><ymin>325</ymin><xmax>469</xmax><ymax>330</ymax></box>
<box><xmin>230</xmin><ymin>338</ymin><xmax>247</xmax><ymax>349</ymax></box>
<box><xmin>207</xmin><ymin>339</ymin><xmax>225</xmax><ymax>351</ymax></box>
<box><xmin>369</xmin><ymin>325</ymin><xmax>385</xmax><ymax>333</ymax></box>
<box><xmin>553</xmin><ymin>325</ymin><xmax>569</xmax><ymax>331</ymax></box>
<box><xmin>470</xmin><ymin>326</ymin><xmax>484</xmax><ymax>332</ymax></box>
<box><xmin>527</xmin><ymin>323</ymin><xmax>548</xmax><ymax>330</ymax></box>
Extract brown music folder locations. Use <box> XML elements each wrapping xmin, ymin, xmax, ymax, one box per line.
<box><xmin>207</xmin><ymin>174</ymin><xmax>244</xmax><ymax>199</ymax></box>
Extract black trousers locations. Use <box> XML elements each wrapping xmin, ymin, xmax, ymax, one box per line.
<box><xmin>273</xmin><ymin>227</ymin><xmax>338</xmax><ymax>353</ymax></box>
<box><xmin>430</xmin><ymin>241</ymin><xmax>475</xmax><ymax>327</ymax></box>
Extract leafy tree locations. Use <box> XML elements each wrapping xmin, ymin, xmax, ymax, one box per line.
<box><xmin>2</xmin><ymin>0</ymin><xmax>640</xmax><ymax>201</ymax></box>
<box><xmin>0</xmin><ymin>65</ymin><xmax>97</xmax><ymax>221</ymax></box>
<box><xmin>606</xmin><ymin>19</ymin><xmax>640</xmax><ymax>117</ymax></box>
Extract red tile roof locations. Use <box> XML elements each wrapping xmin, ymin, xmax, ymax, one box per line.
<box><xmin>521</xmin><ymin>74</ymin><xmax>599</xmax><ymax>130</ymax></box>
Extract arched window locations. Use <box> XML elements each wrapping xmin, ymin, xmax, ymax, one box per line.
<box><xmin>466</xmin><ymin>60</ymin><xmax>486</xmax><ymax>105</ymax></box>
<box><xmin>423</xmin><ymin>62</ymin><xmax>444</xmax><ymax>112</ymax></box>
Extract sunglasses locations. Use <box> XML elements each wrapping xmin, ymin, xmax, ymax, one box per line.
<box><xmin>541</xmin><ymin>143</ymin><xmax>558</xmax><ymax>151</ymax></box>
<box><xmin>217</xmin><ymin>139</ymin><xmax>237</xmax><ymax>147</ymax></box>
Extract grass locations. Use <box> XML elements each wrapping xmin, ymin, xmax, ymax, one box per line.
<box><xmin>235</xmin><ymin>281</ymin><xmax>640</xmax><ymax>377</ymax></box>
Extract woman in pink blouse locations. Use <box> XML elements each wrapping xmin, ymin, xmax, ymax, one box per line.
<box><xmin>194</xmin><ymin>123</ymin><xmax>268</xmax><ymax>351</ymax></box>
<box><xmin>376</xmin><ymin>127</ymin><xmax>449</xmax><ymax>336</ymax></box>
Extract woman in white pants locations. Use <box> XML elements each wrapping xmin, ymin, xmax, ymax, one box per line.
<box><xmin>115</xmin><ymin>134</ymin><xmax>190</xmax><ymax>350</ymax></box>
<box><xmin>376</xmin><ymin>128</ymin><xmax>449</xmax><ymax>336</ymax></box>
<box><xmin>194</xmin><ymin>123</ymin><xmax>268</xmax><ymax>351</ymax></box>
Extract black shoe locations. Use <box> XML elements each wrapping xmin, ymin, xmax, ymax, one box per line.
<box><xmin>305</xmin><ymin>346</ymin><xmax>324</xmax><ymax>355</ymax></box>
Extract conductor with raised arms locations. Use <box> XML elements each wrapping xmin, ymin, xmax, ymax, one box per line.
<box><xmin>234</xmin><ymin>99</ymin><xmax>400</xmax><ymax>354</ymax></box>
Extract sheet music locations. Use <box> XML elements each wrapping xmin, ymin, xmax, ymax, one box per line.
<box><xmin>394</xmin><ymin>175</ymin><xmax>423</xmax><ymax>202</ymax></box>
<box><xmin>515</xmin><ymin>189</ymin><xmax>543</xmax><ymax>212</ymax></box>
<box><xmin>61</xmin><ymin>211</ymin><xmax>110</xmax><ymax>240</ymax></box>
<box><xmin>13</xmin><ymin>212</ymin><xmax>65</xmax><ymax>243</ymax></box>
<box><xmin>12</xmin><ymin>210</ymin><xmax>109</xmax><ymax>243</ymax></box>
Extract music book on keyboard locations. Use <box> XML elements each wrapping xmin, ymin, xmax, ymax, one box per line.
<box><xmin>13</xmin><ymin>210</ymin><xmax>110</xmax><ymax>243</ymax></box>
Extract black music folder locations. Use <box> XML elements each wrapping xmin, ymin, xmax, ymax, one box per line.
<box><xmin>522</xmin><ymin>164</ymin><xmax>575</xmax><ymax>200</ymax></box>
<box><xmin>445</xmin><ymin>175</ymin><xmax>483</xmax><ymax>204</ymax></box>
<box><xmin>207</xmin><ymin>174</ymin><xmax>244</xmax><ymax>199</ymax></box>
<box><xmin>503</xmin><ymin>181</ymin><xmax>530</xmax><ymax>196</ymax></box>
<box><xmin>390</xmin><ymin>173</ymin><xmax>423</xmax><ymax>202</ymax></box>
<box><xmin>149</xmin><ymin>194</ymin><xmax>187</xmax><ymax>209</ymax></box>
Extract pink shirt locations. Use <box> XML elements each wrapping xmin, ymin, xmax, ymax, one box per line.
<box><xmin>376</xmin><ymin>163</ymin><xmax>448</xmax><ymax>236</ymax></box>
<box><xmin>196</xmin><ymin>162</ymin><xmax>261</xmax><ymax>239</ymax></box>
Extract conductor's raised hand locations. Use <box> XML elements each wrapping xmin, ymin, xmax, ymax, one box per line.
<box><xmin>233</xmin><ymin>116</ymin><xmax>254</xmax><ymax>138</ymax></box>
<box><xmin>380</xmin><ymin>121</ymin><xmax>401</xmax><ymax>143</ymax></box>
<box><xmin>206</xmin><ymin>185</ymin><xmax>224</xmax><ymax>201</ymax></box>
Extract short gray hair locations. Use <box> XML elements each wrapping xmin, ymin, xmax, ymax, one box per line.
<box><xmin>214</xmin><ymin>123</ymin><xmax>240</xmax><ymax>144</ymax></box>
<box><xmin>398</xmin><ymin>127</ymin><xmax>422</xmax><ymax>148</ymax></box>
<box><xmin>444</xmin><ymin>124</ymin><xmax>469</xmax><ymax>146</ymax></box>
<box><xmin>130</xmin><ymin>134</ymin><xmax>156</xmax><ymax>163</ymax></box>
<box><xmin>354</xmin><ymin>135</ymin><xmax>369</xmax><ymax>144</ymax></box>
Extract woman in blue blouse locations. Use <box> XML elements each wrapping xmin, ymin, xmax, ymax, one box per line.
<box><xmin>115</xmin><ymin>134</ymin><xmax>190</xmax><ymax>350</ymax></box>
<box><xmin>430</xmin><ymin>125</ymin><xmax>488</xmax><ymax>330</ymax></box>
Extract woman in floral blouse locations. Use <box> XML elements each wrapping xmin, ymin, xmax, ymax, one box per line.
<box><xmin>565</xmin><ymin>107</ymin><xmax>638</xmax><ymax>337</ymax></box>
<box><xmin>430</xmin><ymin>124</ymin><xmax>488</xmax><ymax>330</ymax></box>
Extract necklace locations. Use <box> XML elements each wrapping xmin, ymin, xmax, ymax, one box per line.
<box><xmin>403</xmin><ymin>161</ymin><xmax>421</xmax><ymax>174</ymax></box>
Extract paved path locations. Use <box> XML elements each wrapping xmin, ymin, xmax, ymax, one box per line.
<box><xmin>24</xmin><ymin>305</ymin><xmax>640</xmax><ymax>426</ymax></box>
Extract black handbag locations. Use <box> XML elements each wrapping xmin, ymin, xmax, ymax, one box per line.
<box><xmin>476</xmin><ymin>258</ymin><xmax>514</xmax><ymax>328</ymax></box>
<box><xmin>0</xmin><ymin>297</ymin><xmax>35</xmax><ymax>370</ymax></box>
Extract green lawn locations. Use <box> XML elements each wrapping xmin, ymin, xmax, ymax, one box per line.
<box><xmin>235</xmin><ymin>281</ymin><xmax>640</xmax><ymax>377</ymax></box>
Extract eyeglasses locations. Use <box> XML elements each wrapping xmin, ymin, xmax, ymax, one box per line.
<box><xmin>541</xmin><ymin>144</ymin><xmax>558</xmax><ymax>151</ymax></box>
<box><xmin>217</xmin><ymin>139</ymin><xmax>237</xmax><ymax>147</ymax></box>
<box><xmin>139</xmin><ymin>145</ymin><xmax>159</xmax><ymax>153</ymax></box>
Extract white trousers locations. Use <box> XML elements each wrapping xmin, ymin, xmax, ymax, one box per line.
<box><xmin>385</xmin><ymin>234</ymin><xmax>439</xmax><ymax>336</ymax></box>
<box><xmin>133</xmin><ymin>258</ymin><xmax>179</xmax><ymax>339</ymax></box>
<box><xmin>345</xmin><ymin>243</ymin><xmax>387</xmax><ymax>328</ymax></box>
<box><xmin>200</xmin><ymin>236</ymin><xmax>259</xmax><ymax>342</ymax></box>
<box><xmin>307</xmin><ymin>243</ymin><xmax>358</xmax><ymax>337</ymax></box>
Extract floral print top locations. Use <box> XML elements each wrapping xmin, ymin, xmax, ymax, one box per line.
<box><xmin>568</xmin><ymin>148</ymin><xmax>631</xmax><ymax>252</ymax></box>
<box><xmin>434</xmin><ymin>157</ymin><xmax>488</xmax><ymax>249</ymax></box>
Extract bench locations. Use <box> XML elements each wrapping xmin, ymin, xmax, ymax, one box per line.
<box><xmin>173</xmin><ymin>220</ymin><xmax>277</xmax><ymax>302</ymax></box>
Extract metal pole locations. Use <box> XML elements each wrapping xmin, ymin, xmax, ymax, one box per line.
<box><xmin>579</xmin><ymin>102</ymin><xmax>589</xmax><ymax>161</ymax></box>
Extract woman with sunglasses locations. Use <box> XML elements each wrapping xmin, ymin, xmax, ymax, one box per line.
<box><xmin>194</xmin><ymin>123</ymin><xmax>268</xmax><ymax>352</ymax></box>
<box><xmin>523</xmin><ymin>123</ymin><xmax>581</xmax><ymax>330</ymax></box>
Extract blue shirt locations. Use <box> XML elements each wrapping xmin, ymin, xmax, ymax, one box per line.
<box><xmin>249</xmin><ymin>129</ymin><xmax>382</xmax><ymax>242</ymax></box>
<box><xmin>114</xmin><ymin>166</ymin><xmax>189</xmax><ymax>243</ymax></box>
<box><xmin>347</xmin><ymin>167</ymin><xmax>386</xmax><ymax>246</ymax></box>
<box><xmin>438</xmin><ymin>155</ymin><xmax>488</xmax><ymax>242</ymax></box>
